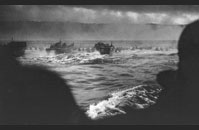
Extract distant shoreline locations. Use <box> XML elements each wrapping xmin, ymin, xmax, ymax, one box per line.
<box><xmin>0</xmin><ymin>39</ymin><xmax>178</xmax><ymax>42</ymax></box>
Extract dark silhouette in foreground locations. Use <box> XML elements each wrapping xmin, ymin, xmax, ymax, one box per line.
<box><xmin>0</xmin><ymin>41</ymin><xmax>89</xmax><ymax>125</ymax></box>
<box><xmin>155</xmin><ymin>20</ymin><xmax>199</xmax><ymax>124</ymax></box>
<box><xmin>92</xmin><ymin>20</ymin><xmax>199</xmax><ymax>124</ymax></box>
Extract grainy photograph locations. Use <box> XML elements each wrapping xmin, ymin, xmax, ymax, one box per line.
<box><xmin>0</xmin><ymin>5</ymin><xmax>199</xmax><ymax>125</ymax></box>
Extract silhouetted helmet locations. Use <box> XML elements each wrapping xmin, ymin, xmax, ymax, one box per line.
<box><xmin>178</xmin><ymin>20</ymin><xmax>199</xmax><ymax>61</ymax></box>
<box><xmin>177</xmin><ymin>20</ymin><xmax>199</xmax><ymax>82</ymax></box>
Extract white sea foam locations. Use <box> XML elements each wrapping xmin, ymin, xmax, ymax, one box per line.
<box><xmin>86</xmin><ymin>85</ymin><xmax>161</xmax><ymax>120</ymax></box>
<box><xmin>20</xmin><ymin>48</ymin><xmax>177</xmax><ymax>66</ymax></box>
<box><xmin>20</xmin><ymin>51</ymin><xmax>107</xmax><ymax>65</ymax></box>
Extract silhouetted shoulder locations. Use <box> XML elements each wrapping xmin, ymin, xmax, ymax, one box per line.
<box><xmin>156</xmin><ymin>70</ymin><xmax>178</xmax><ymax>91</ymax></box>
<box><xmin>21</xmin><ymin>65</ymin><xmax>69</xmax><ymax>88</ymax></box>
<box><xmin>0</xmin><ymin>62</ymin><xmax>87</xmax><ymax>124</ymax></box>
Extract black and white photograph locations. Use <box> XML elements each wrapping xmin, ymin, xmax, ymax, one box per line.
<box><xmin>0</xmin><ymin>5</ymin><xmax>199</xmax><ymax>125</ymax></box>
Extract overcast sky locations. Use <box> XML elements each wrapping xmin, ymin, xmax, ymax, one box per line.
<box><xmin>1</xmin><ymin>5</ymin><xmax>199</xmax><ymax>25</ymax></box>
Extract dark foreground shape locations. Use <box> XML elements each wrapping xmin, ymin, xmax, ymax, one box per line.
<box><xmin>0</xmin><ymin>42</ymin><xmax>89</xmax><ymax>125</ymax></box>
<box><xmin>92</xmin><ymin>20</ymin><xmax>199</xmax><ymax>125</ymax></box>
<box><xmin>149</xmin><ymin>20</ymin><xmax>199</xmax><ymax>124</ymax></box>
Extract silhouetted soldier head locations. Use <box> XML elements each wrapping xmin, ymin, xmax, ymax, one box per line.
<box><xmin>157</xmin><ymin>20</ymin><xmax>199</xmax><ymax>90</ymax></box>
<box><xmin>176</xmin><ymin>20</ymin><xmax>199</xmax><ymax>123</ymax></box>
<box><xmin>177</xmin><ymin>20</ymin><xmax>199</xmax><ymax>83</ymax></box>
<box><xmin>152</xmin><ymin>20</ymin><xmax>199</xmax><ymax>124</ymax></box>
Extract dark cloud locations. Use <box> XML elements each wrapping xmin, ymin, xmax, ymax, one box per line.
<box><xmin>66</xmin><ymin>5</ymin><xmax>199</xmax><ymax>14</ymax></box>
<box><xmin>0</xmin><ymin>5</ymin><xmax>71</xmax><ymax>21</ymax></box>
<box><xmin>1</xmin><ymin>5</ymin><xmax>199</xmax><ymax>25</ymax></box>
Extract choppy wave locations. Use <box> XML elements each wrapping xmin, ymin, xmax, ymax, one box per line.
<box><xmin>20</xmin><ymin>51</ymin><xmax>130</xmax><ymax>65</ymax></box>
<box><xmin>19</xmin><ymin>48</ymin><xmax>177</xmax><ymax>66</ymax></box>
<box><xmin>86</xmin><ymin>85</ymin><xmax>161</xmax><ymax>120</ymax></box>
<box><xmin>19</xmin><ymin>47</ymin><xmax>177</xmax><ymax>120</ymax></box>
<box><xmin>20</xmin><ymin>51</ymin><xmax>106</xmax><ymax>65</ymax></box>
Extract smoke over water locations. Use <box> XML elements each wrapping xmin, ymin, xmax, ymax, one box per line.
<box><xmin>0</xmin><ymin>21</ymin><xmax>183</xmax><ymax>41</ymax></box>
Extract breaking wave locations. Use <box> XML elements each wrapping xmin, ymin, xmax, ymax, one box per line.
<box><xmin>19</xmin><ymin>48</ymin><xmax>177</xmax><ymax>66</ymax></box>
<box><xmin>20</xmin><ymin>51</ymin><xmax>107</xmax><ymax>65</ymax></box>
<box><xmin>18</xmin><ymin>45</ymin><xmax>177</xmax><ymax>121</ymax></box>
<box><xmin>86</xmin><ymin>85</ymin><xmax>161</xmax><ymax>120</ymax></box>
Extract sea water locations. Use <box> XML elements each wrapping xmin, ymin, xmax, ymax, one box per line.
<box><xmin>18</xmin><ymin>40</ymin><xmax>178</xmax><ymax>120</ymax></box>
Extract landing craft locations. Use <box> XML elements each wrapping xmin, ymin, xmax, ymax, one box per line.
<box><xmin>6</xmin><ymin>41</ymin><xmax>27</xmax><ymax>49</ymax></box>
<box><xmin>6</xmin><ymin>38</ymin><xmax>27</xmax><ymax>48</ymax></box>
<box><xmin>46</xmin><ymin>40</ymin><xmax>74</xmax><ymax>54</ymax></box>
<box><xmin>94</xmin><ymin>41</ymin><xmax>115</xmax><ymax>55</ymax></box>
<box><xmin>1</xmin><ymin>38</ymin><xmax>27</xmax><ymax>56</ymax></box>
